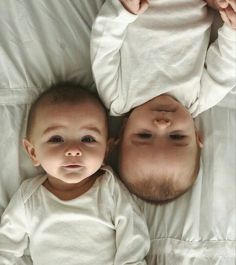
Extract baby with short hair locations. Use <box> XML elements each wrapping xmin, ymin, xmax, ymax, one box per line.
<box><xmin>0</xmin><ymin>82</ymin><xmax>149</xmax><ymax>264</ymax></box>
<box><xmin>91</xmin><ymin>0</ymin><xmax>236</xmax><ymax>203</ymax></box>
<box><xmin>118</xmin><ymin>94</ymin><xmax>203</xmax><ymax>202</ymax></box>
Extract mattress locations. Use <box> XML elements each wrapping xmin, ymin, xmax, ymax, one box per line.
<box><xmin>0</xmin><ymin>0</ymin><xmax>235</xmax><ymax>264</ymax></box>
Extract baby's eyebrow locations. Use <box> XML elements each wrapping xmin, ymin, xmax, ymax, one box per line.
<box><xmin>42</xmin><ymin>125</ymin><xmax>102</xmax><ymax>136</ymax></box>
<box><xmin>42</xmin><ymin>126</ymin><xmax>66</xmax><ymax>136</ymax></box>
<box><xmin>83</xmin><ymin>126</ymin><xmax>102</xmax><ymax>135</ymax></box>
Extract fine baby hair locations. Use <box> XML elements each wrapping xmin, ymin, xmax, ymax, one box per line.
<box><xmin>25</xmin><ymin>81</ymin><xmax>107</xmax><ymax>140</ymax></box>
<box><xmin>118</xmin><ymin>129</ymin><xmax>201</xmax><ymax>204</ymax></box>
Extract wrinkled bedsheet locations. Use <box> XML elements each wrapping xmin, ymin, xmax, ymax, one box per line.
<box><xmin>0</xmin><ymin>1</ymin><xmax>235</xmax><ymax>264</ymax></box>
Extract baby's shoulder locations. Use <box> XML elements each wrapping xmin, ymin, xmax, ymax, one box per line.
<box><xmin>19</xmin><ymin>174</ymin><xmax>47</xmax><ymax>203</ymax></box>
<box><xmin>100</xmin><ymin>165</ymin><xmax>122</xmax><ymax>186</ymax></box>
<box><xmin>100</xmin><ymin>165</ymin><xmax>134</xmax><ymax>197</ymax></box>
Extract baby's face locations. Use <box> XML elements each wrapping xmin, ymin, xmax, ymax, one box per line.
<box><xmin>120</xmin><ymin>94</ymin><xmax>202</xmax><ymax>184</ymax></box>
<box><xmin>26</xmin><ymin>101</ymin><xmax>107</xmax><ymax>184</ymax></box>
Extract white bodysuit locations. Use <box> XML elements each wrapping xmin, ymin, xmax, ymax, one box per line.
<box><xmin>91</xmin><ymin>0</ymin><xmax>236</xmax><ymax>117</ymax></box>
<box><xmin>0</xmin><ymin>166</ymin><xmax>150</xmax><ymax>265</ymax></box>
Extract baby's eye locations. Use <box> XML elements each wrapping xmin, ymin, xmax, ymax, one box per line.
<box><xmin>48</xmin><ymin>135</ymin><xmax>64</xmax><ymax>143</ymax></box>
<box><xmin>170</xmin><ymin>134</ymin><xmax>185</xmax><ymax>140</ymax></box>
<box><xmin>81</xmin><ymin>136</ymin><xmax>96</xmax><ymax>143</ymax></box>
<box><xmin>137</xmin><ymin>132</ymin><xmax>152</xmax><ymax>139</ymax></box>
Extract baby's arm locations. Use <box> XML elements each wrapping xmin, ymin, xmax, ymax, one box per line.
<box><xmin>91</xmin><ymin>0</ymin><xmax>149</xmax><ymax>115</ymax></box>
<box><xmin>0</xmin><ymin>188</ymin><xmax>28</xmax><ymax>264</ymax></box>
<box><xmin>111</xmin><ymin>176</ymin><xmax>150</xmax><ymax>264</ymax></box>
<box><xmin>198</xmin><ymin>18</ymin><xmax>236</xmax><ymax>114</ymax></box>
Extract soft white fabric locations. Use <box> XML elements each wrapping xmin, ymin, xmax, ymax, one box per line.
<box><xmin>0</xmin><ymin>1</ymin><xmax>106</xmax><ymax>264</ymax></box>
<box><xmin>0</xmin><ymin>166</ymin><xmax>149</xmax><ymax>265</ymax></box>
<box><xmin>91</xmin><ymin>0</ymin><xmax>236</xmax><ymax>117</ymax></box>
<box><xmin>90</xmin><ymin>1</ymin><xmax>236</xmax><ymax>264</ymax></box>
<box><xmin>137</xmin><ymin>87</ymin><xmax>236</xmax><ymax>264</ymax></box>
<box><xmin>0</xmin><ymin>0</ymin><xmax>106</xmax><ymax>215</ymax></box>
<box><xmin>0</xmin><ymin>1</ymin><xmax>235</xmax><ymax>265</ymax></box>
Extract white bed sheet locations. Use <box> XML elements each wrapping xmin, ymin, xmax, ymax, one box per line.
<box><xmin>140</xmin><ymin>87</ymin><xmax>236</xmax><ymax>264</ymax></box>
<box><xmin>0</xmin><ymin>0</ymin><xmax>104</xmax><ymax>212</ymax></box>
<box><xmin>0</xmin><ymin>1</ymin><xmax>235</xmax><ymax>264</ymax></box>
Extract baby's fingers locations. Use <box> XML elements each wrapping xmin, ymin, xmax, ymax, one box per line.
<box><xmin>220</xmin><ymin>6</ymin><xmax>236</xmax><ymax>28</ymax></box>
<box><xmin>216</xmin><ymin>0</ymin><xmax>229</xmax><ymax>9</ymax></box>
<box><xmin>138</xmin><ymin>0</ymin><xmax>150</xmax><ymax>14</ymax></box>
<box><xmin>220</xmin><ymin>10</ymin><xmax>231</xmax><ymax>25</ymax></box>
<box><xmin>226</xmin><ymin>0</ymin><xmax>236</xmax><ymax>12</ymax></box>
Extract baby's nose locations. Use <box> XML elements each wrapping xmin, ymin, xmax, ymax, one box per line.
<box><xmin>153</xmin><ymin>119</ymin><xmax>171</xmax><ymax>128</ymax></box>
<box><xmin>65</xmin><ymin>147</ymin><xmax>82</xmax><ymax>157</ymax></box>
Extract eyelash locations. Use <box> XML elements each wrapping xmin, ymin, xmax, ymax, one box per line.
<box><xmin>81</xmin><ymin>136</ymin><xmax>96</xmax><ymax>143</ymax></box>
<box><xmin>137</xmin><ymin>133</ymin><xmax>152</xmax><ymax>139</ymax></box>
<box><xmin>48</xmin><ymin>135</ymin><xmax>97</xmax><ymax>144</ymax></box>
<box><xmin>136</xmin><ymin>133</ymin><xmax>185</xmax><ymax>141</ymax></box>
<box><xmin>170</xmin><ymin>134</ymin><xmax>186</xmax><ymax>140</ymax></box>
<box><xmin>48</xmin><ymin>136</ymin><xmax>64</xmax><ymax>143</ymax></box>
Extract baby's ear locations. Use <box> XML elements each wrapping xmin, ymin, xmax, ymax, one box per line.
<box><xmin>195</xmin><ymin>130</ymin><xmax>204</xmax><ymax>148</ymax></box>
<box><xmin>22</xmin><ymin>139</ymin><xmax>40</xmax><ymax>166</ymax></box>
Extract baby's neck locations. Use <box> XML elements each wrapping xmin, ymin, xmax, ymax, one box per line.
<box><xmin>43</xmin><ymin>171</ymin><xmax>102</xmax><ymax>201</ymax></box>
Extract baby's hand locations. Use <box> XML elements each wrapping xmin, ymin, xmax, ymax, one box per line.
<box><xmin>207</xmin><ymin>0</ymin><xmax>236</xmax><ymax>29</ymax></box>
<box><xmin>120</xmin><ymin>0</ymin><xmax>149</xmax><ymax>15</ymax></box>
<box><xmin>219</xmin><ymin>1</ymin><xmax>236</xmax><ymax>29</ymax></box>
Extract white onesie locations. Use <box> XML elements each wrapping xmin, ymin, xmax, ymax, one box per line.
<box><xmin>91</xmin><ymin>0</ymin><xmax>236</xmax><ymax>117</ymax></box>
<box><xmin>0</xmin><ymin>166</ymin><xmax>149</xmax><ymax>265</ymax></box>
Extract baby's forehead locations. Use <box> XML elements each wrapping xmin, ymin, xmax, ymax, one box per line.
<box><xmin>121</xmin><ymin>142</ymin><xmax>198</xmax><ymax>173</ymax></box>
<box><xmin>30</xmin><ymin>99</ymin><xmax>107</xmax><ymax>132</ymax></box>
<box><xmin>128</xmin><ymin>152</ymin><xmax>196</xmax><ymax>184</ymax></box>
<box><xmin>35</xmin><ymin>98</ymin><xmax>102</xmax><ymax>114</ymax></box>
<box><xmin>33</xmin><ymin>100</ymin><xmax>67</xmax><ymax>118</ymax></box>
<box><xmin>139</xmin><ymin>149</ymin><xmax>195</xmax><ymax>166</ymax></box>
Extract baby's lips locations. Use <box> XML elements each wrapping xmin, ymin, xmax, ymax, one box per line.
<box><xmin>62</xmin><ymin>163</ymin><xmax>83</xmax><ymax>168</ymax></box>
<box><xmin>65</xmin><ymin>165</ymin><xmax>81</xmax><ymax>168</ymax></box>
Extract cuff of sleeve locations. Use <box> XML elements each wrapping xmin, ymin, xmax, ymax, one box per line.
<box><xmin>219</xmin><ymin>23</ymin><xmax>236</xmax><ymax>40</ymax></box>
<box><xmin>110</xmin><ymin>0</ymin><xmax>138</xmax><ymax>24</ymax></box>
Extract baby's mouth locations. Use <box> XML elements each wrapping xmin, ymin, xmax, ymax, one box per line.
<box><xmin>63</xmin><ymin>164</ymin><xmax>83</xmax><ymax>170</ymax></box>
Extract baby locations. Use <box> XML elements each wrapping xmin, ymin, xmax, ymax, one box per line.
<box><xmin>91</xmin><ymin>0</ymin><xmax>236</xmax><ymax>203</ymax></box>
<box><xmin>0</xmin><ymin>82</ymin><xmax>149</xmax><ymax>264</ymax></box>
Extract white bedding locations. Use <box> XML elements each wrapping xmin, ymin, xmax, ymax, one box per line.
<box><xmin>0</xmin><ymin>1</ymin><xmax>235</xmax><ymax>264</ymax></box>
<box><xmin>140</xmin><ymin>89</ymin><xmax>236</xmax><ymax>264</ymax></box>
<box><xmin>0</xmin><ymin>0</ymin><xmax>104</xmax><ymax>212</ymax></box>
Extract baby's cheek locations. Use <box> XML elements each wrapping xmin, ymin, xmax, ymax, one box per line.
<box><xmin>89</xmin><ymin>151</ymin><xmax>105</xmax><ymax>169</ymax></box>
<box><xmin>38</xmin><ymin>147</ymin><xmax>61</xmax><ymax>165</ymax></box>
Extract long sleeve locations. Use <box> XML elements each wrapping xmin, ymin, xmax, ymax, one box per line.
<box><xmin>111</xmin><ymin>178</ymin><xmax>150</xmax><ymax>264</ymax></box>
<box><xmin>91</xmin><ymin>0</ymin><xmax>137</xmax><ymax>115</ymax></box>
<box><xmin>197</xmin><ymin>24</ymin><xmax>236</xmax><ymax>116</ymax></box>
<box><xmin>0</xmin><ymin>188</ymin><xmax>29</xmax><ymax>264</ymax></box>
